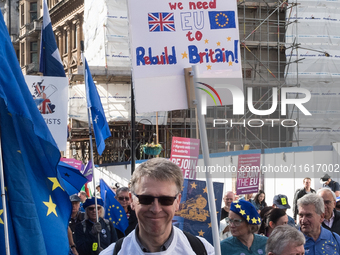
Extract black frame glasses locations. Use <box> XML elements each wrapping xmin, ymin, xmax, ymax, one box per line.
<box><xmin>88</xmin><ymin>206</ymin><xmax>101</xmax><ymax>211</ymax></box>
<box><xmin>133</xmin><ymin>193</ymin><xmax>178</xmax><ymax>206</ymax></box>
<box><xmin>118</xmin><ymin>196</ymin><xmax>129</xmax><ymax>201</ymax></box>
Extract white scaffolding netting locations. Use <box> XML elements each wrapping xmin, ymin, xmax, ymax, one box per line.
<box><xmin>285</xmin><ymin>0</ymin><xmax>340</xmax><ymax>146</ymax></box>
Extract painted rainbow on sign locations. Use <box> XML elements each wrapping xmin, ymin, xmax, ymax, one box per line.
<box><xmin>197</xmin><ymin>82</ymin><xmax>223</xmax><ymax>106</ymax></box>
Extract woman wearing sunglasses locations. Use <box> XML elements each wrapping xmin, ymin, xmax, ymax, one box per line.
<box><xmin>114</xmin><ymin>187</ymin><xmax>138</xmax><ymax>239</ymax></box>
<box><xmin>74</xmin><ymin>197</ymin><xmax>118</xmax><ymax>255</ymax></box>
<box><xmin>220</xmin><ymin>200</ymin><xmax>268</xmax><ymax>255</ymax></box>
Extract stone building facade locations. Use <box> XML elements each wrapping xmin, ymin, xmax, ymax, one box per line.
<box><xmin>18</xmin><ymin>0</ymin><xmax>83</xmax><ymax>75</ymax></box>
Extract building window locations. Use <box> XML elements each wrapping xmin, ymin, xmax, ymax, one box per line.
<box><xmin>30</xmin><ymin>41</ymin><xmax>38</xmax><ymax>64</ymax></box>
<box><xmin>64</xmin><ymin>32</ymin><xmax>68</xmax><ymax>53</ymax></box>
<box><xmin>30</xmin><ymin>2</ymin><xmax>37</xmax><ymax>22</ymax></box>
<box><xmin>73</xmin><ymin>25</ymin><xmax>77</xmax><ymax>49</ymax></box>
<box><xmin>20</xmin><ymin>5</ymin><xmax>25</xmax><ymax>27</ymax></box>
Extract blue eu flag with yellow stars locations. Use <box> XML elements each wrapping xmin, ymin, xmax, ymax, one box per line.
<box><xmin>208</xmin><ymin>11</ymin><xmax>236</xmax><ymax>30</ymax></box>
<box><xmin>0</xmin><ymin>11</ymin><xmax>71</xmax><ymax>255</ymax></box>
<box><xmin>100</xmin><ymin>179</ymin><xmax>129</xmax><ymax>234</ymax></box>
<box><xmin>173</xmin><ymin>179</ymin><xmax>223</xmax><ymax>245</ymax></box>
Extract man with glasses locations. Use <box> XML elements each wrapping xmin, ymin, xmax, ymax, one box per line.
<box><xmin>74</xmin><ymin>197</ymin><xmax>118</xmax><ymax>255</ymax></box>
<box><xmin>115</xmin><ymin>187</ymin><xmax>138</xmax><ymax>238</ymax></box>
<box><xmin>100</xmin><ymin>157</ymin><xmax>214</xmax><ymax>255</ymax></box>
<box><xmin>298</xmin><ymin>193</ymin><xmax>340</xmax><ymax>255</ymax></box>
<box><xmin>317</xmin><ymin>188</ymin><xmax>340</xmax><ymax>236</ymax></box>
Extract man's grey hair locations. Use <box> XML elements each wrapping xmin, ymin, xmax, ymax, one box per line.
<box><xmin>130</xmin><ymin>158</ymin><xmax>184</xmax><ymax>194</ymax></box>
<box><xmin>297</xmin><ymin>193</ymin><xmax>325</xmax><ymax>215</ymax></box>
<box><xmin>116</xmin><ymin>187</ymin><xmax>129</xmax><ymax>196</ymax></box>
<box><xmin>85</xmin><ymin>205</ymin><xmax>105</xmax><ymax>220</ymax></box>
<box><xmin>266</xmin><ymin>225</ymin><xmax>305</xmax><ymax>255</ymax></box>
<box><xmin>317</xmin><ymin>187</ymin><xmax>336</xmax><ymax>201</ymax></box>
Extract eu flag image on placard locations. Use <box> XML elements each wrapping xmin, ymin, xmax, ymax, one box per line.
<box><xmin>208</xmin><ymin>11</ymin><xmax>236</xmax><ymax>30</ymax></box>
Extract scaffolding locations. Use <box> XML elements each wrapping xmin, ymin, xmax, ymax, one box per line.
<box><xmin>69</xmin><ymin>0</ymin><xmax>299</xmax><ymax>164</ymax></box>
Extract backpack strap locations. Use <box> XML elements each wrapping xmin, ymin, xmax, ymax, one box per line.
<box><xmin>183</xmin><ymin>231</ymin><xmax>207</xmax><ymax>255</ymax></box>
<box><xmin>112</xmin><ymin>237</ymin><xmax>125</xmax><ymax>255</ymax></box>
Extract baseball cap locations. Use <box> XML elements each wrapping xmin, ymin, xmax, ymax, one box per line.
<box><xmin>320</xmin><ymin>174</ymin><xmax>331</xmax><ymax>183</ymax></box>
<box><xmin>273</xmin><ymin>194</ymin><xmax>291</xmax><ymax>209</ymax></box>
<box><xmin>70</xmin><ymin>194</ymin><xmax>81</xmax><ymax>202</ymax></box>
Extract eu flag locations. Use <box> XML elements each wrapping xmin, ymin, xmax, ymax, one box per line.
<box><xmin>173</xmin><ymin>179</ymin><xmax>223</xmax><ymax>245</ymax></box>
<box><xmin>208</xmin><ymin>11</ymin><xmax>236</xmax><ymax>30</ymax></box>
<box><xmin>57</xmin><ymin>161</ymin><xmax>88</xmax><ymax>196</ymax></box>
<box><xmin>0</xmin><ymin>11</ymin><xmax>71</xmax><ymax>255</ymax></box>
<box><xmin>39</xmin><ymin>0</ymin><xmax>65</xmax><ymax>77</ymax></box>
<box><xmin>85</xmin><ymin>59</ymin><xmax>111</xmax><ymax>155</ymax></box>
<box><xmin>100</xmin><ymin>179</ymin><xmax>128</xmax><ymax>234</ymax></box>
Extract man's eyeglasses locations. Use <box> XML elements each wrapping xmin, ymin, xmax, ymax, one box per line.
<box><xmin>88</xmin><ymin>206</ymin><xmax>101</xmax><ymax>211</ymax></box>
<box><xmin>133</xmin><ymin>193</ymin><xmax>178</xmax><ymax>206</ymax></box>
<box><xmin>229</xmin><ymin>219</ymin><xmax>244</xmax><ymax>226</ymax></box>
<box><xmin>118</xmin><ymin>196</ymin><xmax>129</xmax><ymax>201</ymax></box>
<box><xmin>324</xmin><ymin>200</ymin><xmax>334</xmax><ymax>206</ymax></box>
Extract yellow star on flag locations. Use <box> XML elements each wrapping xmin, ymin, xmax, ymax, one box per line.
<box><xmin>239</xmin><ymin>209</ymin><xmax>246</xmax><ymax>215</ymax></box>
<box><xmin>247</xmin><ymin>215</ymin><xmax>250</xmax><ymax>222</ymax></box>
<box><xmin>251</xmin><ymin>217</ymin><xmax>257</xmax><ymax>224</ymax></box>
<box><xmin>43</xmin><ymin>195</ymin><xmax>58</xmax><ymax>216</ymax></box>
<box><xmin>182</xmin><ymin>51</ymin><xmax>188</xmax><ymax>59</ymax></box>
<box><xmin>258</xmin><ymin>217</ymin><xmax>261</xmax><ymax>222</ymax></box>
<box><xmin>17</xmin><ymin>150</ymin><xmax>21</xmax><ymax>154</ymax></box>
<box><xmin>228</xmin><ymin>61</ymin><xmax>233</xmax><ymax>66</ymax></box>
<box><xmin>203</xmin><ymin>187</ymin><xmax>207</xmax><ymax>193</ymax></box>
<box><xmin>227</xmin><ymin>37</ymin><xmax>231</xmax><ymax>41</ymax></box>
<box><xmin>116</xmin><ymin>206</ymin><xmax>119</xmax><ymax>209</ymax></box>
<box><xmin>207</xmin><ymin>65</ymin><xmax>212</xmax><ymax>70</ymax></box>
<box><xmin>198</xmin><ymin>230</ymin><xmax>205</xmax><ymax>236</ymax></box>
<box><xmin>204</xmin><ymin>39</ymin><xmax>209</xmax><ymax>44</ymax></box>
<box><xmin>0</xmin><ymin>209</ymin><xmax>4</xmax><ymax>224</ymax></box>
<box><xmin>191</xmin><ymin>182</ymin><xmax>197</xmax><ymax>189</ymax></box>
<box><xmin>48</xmin><ymin>177</ymin><xmax>64</xmax><ymax>191</ymax></box>
<box><xmin>235</xmin><ymin>204</ymin><xmax>241</xmax><ymax>209</ymax></box>
<box><xmin>208</xmin><ymin>223</ymin><xmax>211</xmax><ymax>228</ymax></box>
<box><xmin>217</xmin><ymin>41</ymin><xmax>221</xmax><ymax>46</ymax></box>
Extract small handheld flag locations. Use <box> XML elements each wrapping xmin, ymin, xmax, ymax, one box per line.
<box><xmin>100</xmin><ymin>179</ymin><xmax>129</xmax><ymax>234</ymax></box>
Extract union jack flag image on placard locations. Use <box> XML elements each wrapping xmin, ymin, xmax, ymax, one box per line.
<box><xmin>148</xmin><ymin>12</ymin><xmax>175</xmax><ymax>32</ymax></box>
<box><xmin>31</xmin><ymin>80</ymin><xmax>56</xmax><ymax>114</ymax></box>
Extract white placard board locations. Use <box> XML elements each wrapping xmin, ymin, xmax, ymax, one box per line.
<box><xmin>128</xmin><ymin>0</ymin><xmax>243</xmax><ymax>113</ymax></box>
<box><xmin>25</xmin><ymin>75</ymin><xmax>68</xmax><ymax>151</ymax></box>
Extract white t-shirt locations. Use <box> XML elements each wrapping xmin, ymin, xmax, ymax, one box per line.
<box><xmin>99</xmin><ymin>226</ymin><xmax>215</xmax><ymax>255</ymax></box>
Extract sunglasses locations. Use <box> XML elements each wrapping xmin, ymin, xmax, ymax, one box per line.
<box><xmin>133</xmin><ymin>193</ymin><xmax>178</xmax><ymax>206</ymax></box>
<box><xmin>118</xmin><ymin>196</ymin><xmax>130</xmax><ymax>201</ymax></box>
<box><xmin>88</xmin><ymin>206</ymin><xmax>101</xmax><ymax>211</ymax></box>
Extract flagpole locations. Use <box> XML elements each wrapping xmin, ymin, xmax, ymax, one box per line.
<box><xmin>80</xmin><ymin>41</ymin><xmax>100</xmax><ymax>247</ymax></box>
<box><xmin>0</xmin><ymin>133</ymin><xmax>11</xmax><ymax>255</ymax></box>
<box><xmin>192</xmin><ymin>65</ymin><xmax>221</xmax><ymax>255</ymax></box>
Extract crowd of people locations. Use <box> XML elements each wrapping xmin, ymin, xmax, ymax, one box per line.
<box><xmin>66</xmin><ymin>158</ymin><xmax>340</xmax><ymax>254</ymax></box>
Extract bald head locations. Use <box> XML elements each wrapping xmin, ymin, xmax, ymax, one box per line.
<box><xmin>223</xmin><ymin>191</ymin><xmax>235</xmax><ymax>208</ymax></box>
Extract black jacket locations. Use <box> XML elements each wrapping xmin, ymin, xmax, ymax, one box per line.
<box><xmin>293</xmin><ymin>188</ymin><xmax>316</xmax><ymax>220</ymax></box>
<box><xmin>116</xmin><ymin>206</ymin><xmax>138</xmax><ymax>239</ymax></box>
<box><xmin>74</xmin><ymin>218</ymin><xmax>118</xmax><ymax>255</ymax></box>
<box><xmin>322</xmin><ymin>209</ymin><xmax>340</xmax><ymax>236</ymax></box>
